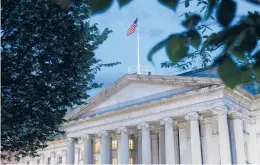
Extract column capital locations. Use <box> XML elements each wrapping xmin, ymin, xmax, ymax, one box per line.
<box><xmin>81</xmin><ymin>134</ymin><xmax>93</xmax><ymax>141</ymax></box>
<box><xmin>185</xmin><ymin>112</ymin><xmax>203</xmax><ymax>121</ymax></box>
<box><xmin>65</xmin><ymin>137</ymin><xmax>75</xmax><ymax>144</ymax></box>
<box><xmin>117</xmin><ymin>127</ymin><xmax>128</xmax><ymax>134</ymax></box>
<box><xmin>160</xmin><ymin>117</ymin><xmax>177</xmax><ymax>125</ymax></box>
<box><xmin>137</xmin><ymin>122</ymin><xmax>149</xmax><ymax>130</ymax></box>
<box><xmin>212</xmin><ymin>108</ymin><xmax>229</xmax><ymax>117</ymax></box>
<box><xmin>201</xmin><ymin>117</ymin><xmax>212</xmax><ymax>126</ymax></box>
<box><xmin>228</xmin><ymin>111</ymin><xmax>244</xmax><ymax>120</ymax></box>
<box><xmin>61</xmin><ymin>149</ymin><xmax>67</xmax><ymax>156</ymax></box>
<box><xmin>98</xmin><ymin>131</ymin><xmax>109</xmax><ymax>137</ymax></box>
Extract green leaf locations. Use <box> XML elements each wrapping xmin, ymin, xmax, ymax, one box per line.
<box><xmin>239</xmin><ymin>28</ymin><xmax>257</xmax><ymax>52</ymax></box>
<box><xmin>166</xmin><ymin>34</ymin><xmax>188</xmax><ymax>64</ymax></box>
<box><xmin>217</xmin><ymin>0</ymin><xmax>236</xmax><ymax>27</ymax></box>
<box><xmin>231</xmin><ymin>46</ymin><xmax>245</xmax><ymax>60</ymax></box>
<box><xmin>182</xmin><ymin>14</ymin><xmax>201</xmax><ymax>29</ymax></box>
<box><xmin>148</xmin><ymin>39</ymin><xmax>167</xmax><ymax>63</ymax></box>
<box><xmin>254</xmin><ymin>64</ymin><xmax>260</xmax><ymax>79</ymax></box>
<box><xmin>254</xmin><ymin>51</ymin><xmax>260</xmax><ymax>79</ymax></box>
<box><xmin>117</xmin><ymin>0</ymin><xmax>132</xmax><ymax>8</ymax></box>
<box><xmin>187</xmin><ymin>30</ymin><xmax>201</xmax><ymax>48</ymax></box>
<box><xmin>185</xmin><ymin>0</ymin><xmax>190</xmax><ymax>8</ymax></box>
<box><xmin>88</xmin><ymin>0</ymin><xmax>113</xmax><ymax>14</ymax></box>
<box><xmin>158</xmin><ymin>0</ymin><xmax>179</xmax><ymax>11</ymax></box>
<box><xmin>205</xmin><ymin>0</ymin><xmax>217</xmax><ymax>20</ymax></box>
<box><xmin>218</xmin><ymin>56</ymin><xmax>252</xmax><ymax>88</ymax></box>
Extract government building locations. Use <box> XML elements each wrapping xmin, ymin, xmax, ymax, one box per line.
<box><xmin>19</xmin><ymin>67</ymin><xmax>260</xmax><ymax>164</ymax></box>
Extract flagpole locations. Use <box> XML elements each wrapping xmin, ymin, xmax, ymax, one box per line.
<box><xmin>137</xmin><ymin>18</ymin><xmax>140</xmax><ymax>74</ymax></box>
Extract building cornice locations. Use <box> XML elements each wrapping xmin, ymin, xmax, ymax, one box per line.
<box><xmin>65</xmin><ymin>74</ymin><xmax>222</xmax><ymax>120</ymax></box>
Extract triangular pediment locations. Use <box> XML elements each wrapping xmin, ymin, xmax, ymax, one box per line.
<box><xmin>66</xmin><ymin>74</ymin><xmax>222</xmax><ymax>120</ymax></box>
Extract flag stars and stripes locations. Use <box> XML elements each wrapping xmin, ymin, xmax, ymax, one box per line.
<box><xmin>127</xmin><ymin>18</ymin><xmax>138</xmax><ymax>36</ymax></box>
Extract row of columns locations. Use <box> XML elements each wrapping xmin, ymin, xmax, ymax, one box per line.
<box><xmin>65</xmin><ymin>110</ymin><xmax>258</xmax><ymax>164</ymax></box>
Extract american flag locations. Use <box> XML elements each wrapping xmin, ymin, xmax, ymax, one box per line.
<box><xmin>127</xmin><ymin>18</ymin><xmax>138</xmax><ymax>36</ymax></box>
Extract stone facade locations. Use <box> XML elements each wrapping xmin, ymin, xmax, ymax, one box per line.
<box><xmin>19</xmin><ymin>73</ymin><xmax>260</xmax><ymax>164</ymax></box>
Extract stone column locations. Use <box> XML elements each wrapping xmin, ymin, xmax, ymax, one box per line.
<box><xmin>248</xmin><ymin>118</ymin><xmax>259</xmax><ymax>164</ymax></box>
<box><xmin>61</xmin><ymin>150</ymin><xmax>67</xmax><ymax>164</ymax></box>
<box><xmin>99</xmin><ymin>131</ymin><xmax>110</xmax><ymax>164</ymax></box>
<box><xmin>151</xmin><ymin>134</ymin><xmax>159</xmax><ymax>164</ymax></box>
<box><xmin>50</xmin><ymin>152</ymin><xmax>56</xmax><ymax>164</ymax></box>
<box><xmin>66</xmin><ymin>137</ymin><xmax>75</xmax><ymax>164</ymax></box>
<box><xmin>117</xmin><ymin>127</ymin><xmax>129</xmax><ymax>164</ymax></box>
<box><xmin>82</xmin><ymin>135</ymin><xmax>92</xmax><ymax>164</ymax></box>
<box><xmin>116</xmin><ymin>135</ymin><xmax>121</xmax><ymax>164</ymax></box>
<box><xmin>158</xmin><ymin>127</ymin><xmax>165</xmax><ymax>164</ymax></box>
<box><xmin>230</xmin><ymin>112</ymin><xmax>246</xmax><ymax>164</ymax></box>
<box><xmin>137</xmin><ymin>131</ymin><xmax>142</xmax><ymax>164</ymax></box>
<box><xmin>201</xmin><ymin>117</ymin><xmax>214</xmax><ymax>164</ymax></box>
<box><xmin>213</xmin><ymin>108</ymin><xmax>232</xmax><ymax>164</ymax></box>
<box><xmin>160</xmin><ymin>117</ymin><xmax>176</xmax><ymax>164</ymax></box>
<box><xmin>137</xmin><ymin>122</ymin><xmax>151</xmax><ymax>164</ymax></box>
<box><xmin>185</xmin><ymin>112</ymin><xmax>202</xmax><ymax>164</ymax></box>
<box><xmin>40</xmin><ymin>155</ymin><xmax>45</xmax><ymax>164</ymax></box>
<box><xmin>178</xmin><ymin>122</ymin><xmax>190</xmax><ymax>164</ymax></box>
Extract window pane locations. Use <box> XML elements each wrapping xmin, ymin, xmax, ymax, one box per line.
<box><xmin>112</xmin><ymin>158</ymin><xmax>118</xmax><ymax>165</ymax></box>
<box><xmin>94</xmin><ymin>142</ymin><xmax>100</xmax><ymax>153</ymax></box>
<box><xmin>129</xmin><ymin>158</ymin><xmax>134</xmax><ymax>165</ymax></box>
<box><xmin>112</xmin><ymin>140</ymin><xmax>117</xmax><ymax>149</ymax></box>
<box><xmin>129</xmin><ymin>139</ymin><xmax>134</xmax><ymax>150</ymax></box>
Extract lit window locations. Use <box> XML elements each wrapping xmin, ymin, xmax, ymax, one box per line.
<box><xmin>129</xmin><ymin>157</ymin><xmax>134</xmax><ymax>165</ymax></box>
<box><xmin>94</xmin><ymin>142</ymin><xmax>100</xmax><ymax>153</ymax></box>
<box><xmin>112</xmin><ymin>158</ymin><xmax>118</xmax><ymax>165</ymax></box>
<box><xmin>129</xmin><ymin>139</ymin><xmax>134</xmax><ymax>150</ymax></box>
<box><xmin>94</xmin><ymin>160</ymin><xmax>99</xmax><ymax>164</ymax></box>
<box><xmin>47</xmin><ymin>157</ymin><xmax>51</xmax><ymax>164</ymax></box>
<box><xmin>111</xmin><ymin>140</ymin><xmax>117</xmax><ymax>150</ymax></box>
<box><xmin>37</xmin><ymin>159</ymin><xmax>40</xmax><ymax>164</ymax></box>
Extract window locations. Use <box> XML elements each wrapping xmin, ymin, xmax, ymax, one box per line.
<box><xmin>112</xmin><ymin>158</ymin><xmax>118</xmax><ymax>165</ymax></box>
<box><xmin>111</xmin><ymin>140</ymin><xmax>117</xmax><ymax>150</ymax></box>
<box><xmin>47</xmin><ymin>157</ymin><xmax>51</xmax><ymax>164</ymax></box>
<box><xmin>58</xmin><ymin>156</ymin><xmax>62</xmax><ymax>164</ymax></box>
<box><xmin>27</xmin><ymin>161</ymin><xmax>30</xmax><ymax>164</ymax></box>
<box><xmin>129</xmin><ymin>157</ymin><xmax>134</xmax><ymax>165</ymax></box>
<box><xmin>94</xmin><ymin>142</ymin><xmax>100</xmax><ymax>153</ymax></box>
<box><xmin>94</xmin><ymin>160</ymin><xmax>99</xmax><ymax>164</ymax></box>
<box><xmin>37</xmin><ymin>159</ymin><xmax>40</xmax><ymax>164</ymax></box>
<box><xmin>129</xmin><ymin>139</ymin><xmax>134</xmax><ymax>150</ymax></box>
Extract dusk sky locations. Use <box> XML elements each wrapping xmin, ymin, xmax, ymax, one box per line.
<box><xmin>88</xmin><ymin>0</ymin><xmax>259</xmax><ymax>97</ymax></box>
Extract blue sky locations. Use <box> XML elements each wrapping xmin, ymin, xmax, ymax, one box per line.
<box><xmin>88</xmin><ymin>0</ymin><xmax>259</xmax><ymax>96</ymax></box>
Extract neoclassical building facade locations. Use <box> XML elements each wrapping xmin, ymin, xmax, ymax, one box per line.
<box><xmin>20</xmin><ymin>68</ymin><xmax>260</xmax><ymax>164</ymax></box>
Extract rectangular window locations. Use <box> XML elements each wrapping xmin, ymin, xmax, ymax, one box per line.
<box><xmin>129</xmin><ymin>157</ymin><xmax>134</xmax><ymax>165</ymax></box>
<box><xmin>112</xmin><ymin>158</ymin><xmax>118</xmax><ymax>165</ymax></box>
<box><xmin>111</xmin><ymin>140</ymin><xmax>117</xmax><ymax>150</ymax></box>
<box><xmin>27</xmin><ymin>161</ymin><xmax>30</xmax><ymax>164</ymax></box>
<box><xmin>47</xmin><ymin>157</ymin><xmax>51</xmax><ymax>164</ymax></box>
<box><xmin>94</xmin><ymin>160</ymin><xmax>99</xmax><ymax>164</ymax></box>
<box><xmin>94</xmin><ymin>142</ymin><xmax>100</xmax><ymax>153</ymax></box>
<box><xmin>37</xmin><ymin>159</ymin><xmax>40</xmax><ymax>164</ymax></box>
<box><xmin>129</xmin><ymin>139</ymin><xmax>134</xmax><ymax>150</ymax></box>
